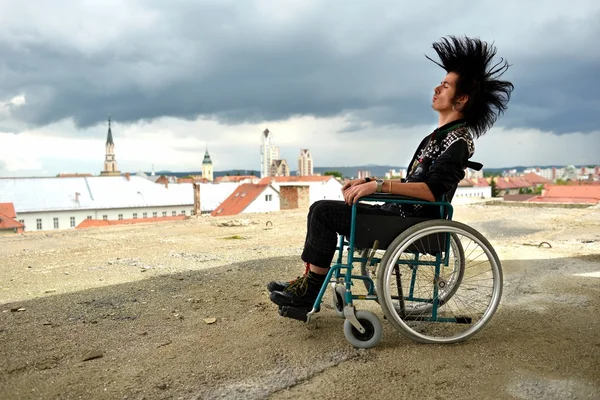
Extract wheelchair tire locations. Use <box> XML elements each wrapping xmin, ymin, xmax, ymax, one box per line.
<box><xmin>343</xmin><ymin>310</ymin><xmax>382</xmax><ymax>349</ymax></box>
<box><xmin>376</xmin><ymin>220</ymin><xmax>502</xmax><ymax>344</ymax></box>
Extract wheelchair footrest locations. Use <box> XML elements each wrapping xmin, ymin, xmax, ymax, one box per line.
<box><xmin>278</xmin><ymin>306</ymin><xmax>309</xmax><ymax>322</ymax></box>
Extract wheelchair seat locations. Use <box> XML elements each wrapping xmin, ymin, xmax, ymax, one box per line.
<box><xmin>354</xmin><ymin>214</ymin><xmax>448</xmax><ymax>253</ymax></box>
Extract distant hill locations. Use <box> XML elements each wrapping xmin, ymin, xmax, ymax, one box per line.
<box><xmin>144</xmin><ymin>169</ymin><xmax>261</xmax><ymax>179</ymax></box>
<box><xmin>136</xmin><ymin>164</ymin><xmax>594</xmax><ymax>180</ymax></box>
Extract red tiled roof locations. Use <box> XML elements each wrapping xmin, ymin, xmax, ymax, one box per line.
<box><xmin>509</xmin><ymin>177</ymin><xmax>534</xmax><ymax>188</ymax></box>
<box><xmin>272</xmin><ymin>176</ymin><xmax>332</xmax><ymax>183</ymax></box>
<box><xmin>459</xmin><ymin>178</ymin><xmax>490</xmax><ymax>187</ymax></box>
<box><xmin>176</xmin><ymin>178</ymin><xmax>209</xmax><ymax>184</ymax></box>
<box><xmin>77</xmin><ymin>215</ymin><xmax>186</xmax><ymax>229</ymax></box>
<box><xmin>526</xmin><ymin>196</ymin><xmax>598</xmax><ymax>204</ymax></box>
<box><xmin>0</xmin><ymin>203</ymin><xmax>17</xmax><ymax>218</ymax></box>
<box><xmin>0</xmin><ymin>211</ymin><xmax>24</xmax><ymax>230</ymax></box>
<box><xmin>543</xmin><ymin>185</ymin><xmax>600</xmax><ymax>201</ymax></box>
<box><xmin>258</xmin><ymin>177</ymin><xmax>273</xmax><ymax>185</ymax></box>
<box><xmin>211</xmin><ymin>183</ymin><xmax>270</xmax><ymax>217</ymax></box>
<box><xmin>473</xmin><ymin>177</ymin><xmax>490</xmax><ymax>187</ymax></box>
<box><xmin>493</xmin><ymin>177</ymin><xmax>518</xmax><ymax>190</ymax></box>
<box><xmin>215</xmin><ymin>175</ymin><xmax>258</xmax><ymax>183</ymax></box>
<box><xmin>523</xmin><ymin>172</ymin><xmax>552</xmax><ymax>185</ymax></box>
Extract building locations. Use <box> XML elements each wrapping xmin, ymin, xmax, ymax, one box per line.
<box><xmin>211</xmin><ymin>183</ymin><xmax>280</xmax><ymax>216</ymax></box>
<box><xmin>454</xmin><ymin>178</ymin><xmax>491</xmax><ymax>198</ymax></box>
<box><xmin>297</xmin><ymin>149</ymin><xmax>313</xmax><ymax>176</ymax></box>
<box><xmin>384</xmin><ymin>169</ymin><xmax>406</xmax><ymax>179</ymax></box>
<box><xmin>215</xmin><ymin>175</ymin><xmax>260</xmax><ymax>184</ymax></box>
<box><xmin>263</xmin><ymin>175</ymin><xmax>344</xmax><ymax>207</ymax></box>
<box><xmin>0</xmin><ymin>176</ymin><xmax>239</xmax><ymax>231</ymax></box>
<box><xmin>260</xmin><ymin>129</ymin><xmax>280</xmax><ymax>178</ymax></box>
<box><xmin>202</xmin><ymin>148</ymin><xmax>214</xmax><ymax>181</ymax></box>
<box><xmin>357</xmin><ymin>170</ymin><xmax>371</xmax><ymax>180</ymax></box>
<box><xmin>100</xmin><ymin>116</ymin><xmax>121</xmax><ymax>176</ymax></box>
<box><xmin>465</xmin><ymin>167</ymin><xmax>484</xmax><ymax>179</ymax></box>
<box><xmin>526</xmin><ymin>185</ymin><xmax>600</xmax><ymax>204</ymax></box>
<box><xmin>270</xmin><ymin>159</ymin><xmax>290</xmax><ymax>177</ymax></box>
<box><xmin>0</xmin><ymin>202</ymin><xmax>24</xmax><ymax>234</ymax></box>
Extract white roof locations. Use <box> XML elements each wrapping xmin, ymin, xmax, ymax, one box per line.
<box><xmin>0</xmin><ymin>177</ymin><xmax>239</xmax><ymax>213</ymax></box>
<box><xmin>166</xmin><ymin>182</ymin><xmax>239</xmax><ymax>212</ymax></box>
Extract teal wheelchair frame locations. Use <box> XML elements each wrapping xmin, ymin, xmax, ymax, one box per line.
<box><xmin>279</xmin><ymin>169</ymin><xmax>503</xmax><ymax>348</ymax></box>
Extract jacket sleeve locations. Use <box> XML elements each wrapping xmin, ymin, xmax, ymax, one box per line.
<box><xmin>424</xmin><ymin>139</ymin><xmax>470</xmax><ymax>200</ymax></box>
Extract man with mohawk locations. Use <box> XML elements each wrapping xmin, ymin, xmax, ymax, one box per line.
<box><xmin>268</xmin><ymin>36</ymin><xmax>515</xmax><ymax>312</ymax></box>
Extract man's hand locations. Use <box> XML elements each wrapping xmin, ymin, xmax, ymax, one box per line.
<box><xmin>341</xmin><ymin>178</ymin><xmax>366</xmax><ymax>192</ymax></box>
<box><xmin>343</xmin><ymin>181</ymin><xmax>377</xmax><ymax>205</ymax></box>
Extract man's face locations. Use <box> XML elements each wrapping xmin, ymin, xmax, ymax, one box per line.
<box><xmin>432</xmin><ymin>72</ymin><xmax>459</xmax><ymax>112</ymax></box>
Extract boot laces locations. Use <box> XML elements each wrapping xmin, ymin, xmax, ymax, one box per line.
<box><xmin>284</xmin><ymin>263</ymin><xmax>311</xmax><ymax>292</ymax></box>
<box><xmin>284</xmin><ymin>275</ymin><xmax>308</xmax><ymax>296</ymax></box>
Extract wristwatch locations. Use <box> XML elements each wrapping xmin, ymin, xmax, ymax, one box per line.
<box><xmin>376</xmin><ymin>179</ymin><xmax>384</xmax><ymax>193</ymax></box>
<box><xmin>364</xmin><ymin>177</ymin><xmax>371</xmax><ymax>183</ymax></box>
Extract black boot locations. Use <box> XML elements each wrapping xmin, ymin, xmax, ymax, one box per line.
<box><xmin>267</xmin><ymin>280</ymin><xmax>291</xmax><ymax>292</ymax></box>
<box><xmin>266</xmin><ymin>263</ymin><xmax>311</xmax><ymax>292</ymax></box>
<box><xmin>269</xmin><ymin>271</ymin><xmax>326</xmax><ymax>311</ymax></box>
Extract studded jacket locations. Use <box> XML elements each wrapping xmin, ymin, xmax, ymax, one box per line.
<box><xmin>383</xmin><ymin>119</ymin><xmax>475</xmax><ymax>218</ymax></box>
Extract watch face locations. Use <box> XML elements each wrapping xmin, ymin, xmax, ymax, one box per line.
<box><xmin>376</xmin><ymin>179</ymin><xmax>384</xmax><ymax>184</ymax></box>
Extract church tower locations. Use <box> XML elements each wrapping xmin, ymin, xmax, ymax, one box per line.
<box><xmin>100</xmin><ymin>116</ymin><xmax>121</xmax><ymax>176</ymax></box>
<box><xmin>202</xmin><ymin>147</ymin><xmax>213</xmax><ymax>181</ymax></box>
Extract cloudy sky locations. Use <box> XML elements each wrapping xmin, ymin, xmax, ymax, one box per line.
<box><xmin>1</xmin><ymin>0</ymin><xmax>599</xmax><ymax>177</ymax></box>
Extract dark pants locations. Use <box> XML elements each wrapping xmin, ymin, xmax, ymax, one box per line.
<box><xmin>300</xmin><ymin>200</ymin><xmax>401</xmax><ymax>268</ymax></box>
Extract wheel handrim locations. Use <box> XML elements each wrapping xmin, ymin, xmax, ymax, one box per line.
<box><xmin>379</xmin><ymin>222</ymin><xmax>502</xmax><ymax>343</ymax></box>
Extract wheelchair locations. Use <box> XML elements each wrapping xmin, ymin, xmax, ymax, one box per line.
<box><xmin>278</xmin><ymin>162</ymin><xmax>503</xmax><ymax>348</ymax></box>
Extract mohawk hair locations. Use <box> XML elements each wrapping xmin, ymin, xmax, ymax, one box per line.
<box><xmin>426</xmin><ymin>36</ymin><xmax>514</xmax><ymax>138</ymax></box>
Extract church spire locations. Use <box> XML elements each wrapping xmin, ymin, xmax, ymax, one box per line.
<box><xmin>106</xmin><ymin>115</ymin><xmax>114</xmax><ymax>145</ymax></box>
<box><xmin>100</xmin><ymin>115</ymin><xmax>120</xmax><ymax>176</ymax></box>
<box><xmin>202</xmin><ymin>146</ymin><xmax>212</xmax><ymax>165</ymax></box>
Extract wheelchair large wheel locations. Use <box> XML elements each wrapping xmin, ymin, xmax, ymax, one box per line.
<box><xmin>376</xmin><ymin>220</ymin><xmax>502</xmax><ymax>344</ymax></box>
<box><xmin>360</xmin><ymin>234</ymin><xmax>464</xmax><ymax>305</ymax></box>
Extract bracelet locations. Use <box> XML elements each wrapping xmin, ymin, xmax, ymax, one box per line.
<box><xmin>389</xmin><ymin>181</ymin><xmax>393</xmax><ymax>194</ymax></box>
<box><xmin>364</xmin><ymin>177</ymin><xmax>371</xmax><ymax>183</ymax></box>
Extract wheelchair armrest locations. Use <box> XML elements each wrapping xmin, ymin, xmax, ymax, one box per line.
<box><xmin>355</xmin><ymin>193</ymin><xmax>454</xmax><ymax>220</ymax></box>
<box><xmin>359</xmin><ymin>193</ymin><xmax>424</xmax><ymax>202</ymax></box>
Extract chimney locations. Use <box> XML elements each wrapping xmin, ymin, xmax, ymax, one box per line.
<box><xmin>75</xmin><ymin>192</ymin><xmax>80</xmax><ymax>203</ymax></box>
<box><xmin>165</xmin><ymin>180</ymin><xmax>169</xmax><ymax>189</ymax></box>
<box><xmin>125</xmin><ymin>172</ymin><xmax>130</xmax><ymax>181</ymax></box>
<box><xmin>193</xmin><ymin>182</ymin><xmax>201</xmax><ymax>216</ymax></box>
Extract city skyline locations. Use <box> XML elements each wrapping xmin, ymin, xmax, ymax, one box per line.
<box><xmin>1</xmin><ymin>1</ymin><xmax>599</xmax><ymax>177</ymax></box>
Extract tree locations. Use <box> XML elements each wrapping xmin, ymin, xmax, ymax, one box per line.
<box><xmin>324</xmin><ymin>171</ymin><xmax>343</xmax><ymax>179</ymax></box>
<box><xmin>484</xmin><ymin>171</ymin><xmax>501</xmax><ymax>178</ymax></box>
<box><xmin>490</xmin><ymin>177</ymin><xmax>499</xmax><ymax>197</ymax></box>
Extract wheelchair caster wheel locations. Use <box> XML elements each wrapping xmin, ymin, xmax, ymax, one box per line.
<box><xmin>332</xmin><ymin>285</ymin><xmax>346</xmax><ymax>318</ymax></box>
<box><xmin>343</xmin><ymin>310</ymin><xmax>382</xmax><ymax>349</ymax></box>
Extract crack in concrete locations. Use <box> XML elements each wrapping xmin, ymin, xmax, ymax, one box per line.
<box><xmin>190</xmin><ymin>350</ymin><xmax>361</xmax><ymax>400</ymax></box>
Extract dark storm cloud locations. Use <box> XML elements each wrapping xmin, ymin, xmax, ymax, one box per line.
<box><xmin>1</xmin><ymin>1</ymin><xmax>599</xmax><ymax>135</ymax></box>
